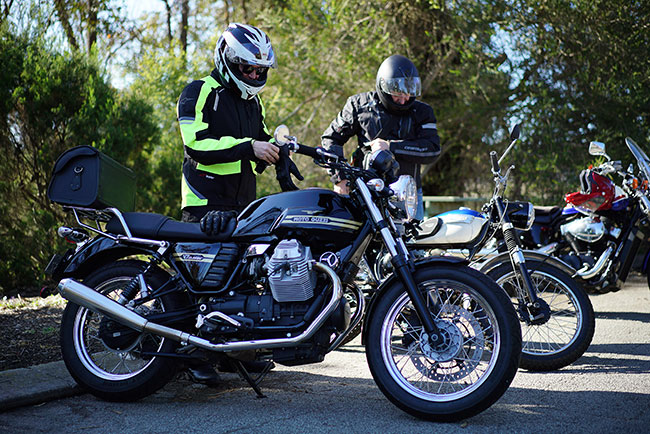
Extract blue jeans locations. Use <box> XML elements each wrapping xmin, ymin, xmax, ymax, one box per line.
<box><xmin>416</xmin><ymin>188</ymin><xmax>424</xmax><ymax>221</ymax></box>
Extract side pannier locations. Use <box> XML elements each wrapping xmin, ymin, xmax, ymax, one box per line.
<box><xmin>47</xmin><ymin>145</ymin><xmax>136</xmax><ymax>212</ymax></box>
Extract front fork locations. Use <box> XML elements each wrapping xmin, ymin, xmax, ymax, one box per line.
<box><xmin>356</xmin><ymin>179</ymin><xmax>444</xmax><ymax>342</ymax></box>
<box><xmin>498</xmin><ymin>206</ymin><xmax>549</xmax><ymax>325</ymax></box>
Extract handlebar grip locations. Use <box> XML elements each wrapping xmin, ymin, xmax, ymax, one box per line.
<box><xmin>293</xmin><ymin>143</ymin><xmax>322</xmax><ymax>159</ymax></box>
<box><xmin>490</xmin><ymin>151</ymin><xmax>500</xmax><ymax>173</ymax></box>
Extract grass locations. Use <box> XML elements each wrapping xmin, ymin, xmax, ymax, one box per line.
<box><xmin>0</xmin><ymin>294</ymin><xmax>66</xmax><ymax>311</ymax></box>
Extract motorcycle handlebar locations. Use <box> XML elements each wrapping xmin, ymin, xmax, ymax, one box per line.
<box><xmin>289</xmin><ymin>143</ymin><xmax>341</xmax><ymax>162</ymax></box>
<box><xmin>290</xmin><ymin>142</ymin><xmax>321</xmax><ymax>159</ymax></box>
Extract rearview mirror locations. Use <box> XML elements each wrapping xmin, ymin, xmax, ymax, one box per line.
<box><xmin>510</xmin><ymin>124</ymin><xmax>521</xmax><ymax>141</ymax></box>
<box><xmin>589</xmin><ymin>141</ymin><xmax>610</xmax><ymax>160</ymax></box>
<box><xmin>589</xmin><ymin>141</ymin><xmax>606</xmax><ymax>155</ymax></box>
<box><xmin>274</xmin><ymin>125</ymin><xmax>290</xmax><ymax>146</ymax></box>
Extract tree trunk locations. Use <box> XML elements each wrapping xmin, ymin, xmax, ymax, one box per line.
<box><xmin>53</xmin><ymin>0</ymin><xmax>79</xmax><ymax>50</ymax></box>
<box><xmin>180</xmin><ymin>0</ymin><xmax>189</xmax><ymax>54</ymax></box>
<box><xmin>161</xmin><ymin>0</ymin><xmax>173</xmax><ymax>46</ymax></box>
<box><xmin>86</xmin><ymin>0</ymin><xmax>98</xmax><ymax>52</ymax></box>
<box><xmin>1</xmin><ymin>0</ymin><xmax>15</xmax><ymax>25</ymax></box>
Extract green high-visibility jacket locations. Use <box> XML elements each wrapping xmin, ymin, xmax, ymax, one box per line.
<box><xmin>177</xmin><ymin>69</ymin><xmax>272</xmax><ymax>215</ymax></box>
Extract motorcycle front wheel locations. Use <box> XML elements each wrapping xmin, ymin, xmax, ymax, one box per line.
<box><xmin>60</xmin><ymin>260</ymin><xmax>185</xmax><ymax>401</ymax></box>
<box><xmin>365</xmin><ymin>264</ymin><xmax>521</xmax><ymax>421</ymax></box>
<box><xmin>487</xmin><ymin>259</ymin><xmax>595</xmax><ymax>371</ymax></box>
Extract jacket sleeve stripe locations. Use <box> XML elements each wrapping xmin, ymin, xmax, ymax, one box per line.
<box><xmin>178</xmin><ymin>77</ymin><xmax>247</xmax><ymax>153</ymax></box>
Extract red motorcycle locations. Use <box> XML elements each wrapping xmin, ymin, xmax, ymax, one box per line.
<box><xmin>518</xmin><ymin>139</ymin><xmax>650</xmax><ymax>293</ymax></box>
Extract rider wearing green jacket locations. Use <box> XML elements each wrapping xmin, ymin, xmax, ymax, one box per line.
<box><xmin>177</xmin><ymin>23</ymin><xmax>280</xmax><ymax>222</ymax></box>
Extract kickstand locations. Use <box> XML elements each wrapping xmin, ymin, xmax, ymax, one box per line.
<box><xmin>232</xmin><ymin>360</ymin><xmax>273</xmax><ymax>399</ymax></box>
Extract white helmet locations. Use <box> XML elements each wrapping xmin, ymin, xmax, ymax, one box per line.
<box><xmin>214</xmin><ymin>23</ymin><xmax>277</xmax><ymax>100</ymax></box>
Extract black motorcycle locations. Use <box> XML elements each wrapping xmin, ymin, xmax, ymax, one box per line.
<box><xmin>518</xmin><ymin>139</ymin><xmax>650</xmax><ymax>294</ymax></box>
<box><xmin>44</xmin><ymin>126</ymin><xmax>521</xmax><ymax>421</ymax></box>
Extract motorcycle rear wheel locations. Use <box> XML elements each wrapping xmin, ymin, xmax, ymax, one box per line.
<box><xmin>365</xmin><ymin>265</ymin><xmax>521</xmax><ymax>421</ymax></box>
<box><xmin>487</xmin><ymin>259</ymin><xmax>595</xmax><ymax>371</ymax></box>
<box><xmin>60</xmin><ymin>260</ymin><xmax>185</xmax><ymax>401</ymax></box>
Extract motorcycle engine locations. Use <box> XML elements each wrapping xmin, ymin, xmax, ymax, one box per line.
<box><xmin>265</xmin><ymin>239</ymin><xmax>316</xmax><ymax>302</ymax></box>
<box><xmin>561</xmin><ymin>216</ymin><xmax>605</xmax><ymax>243</ymax></box>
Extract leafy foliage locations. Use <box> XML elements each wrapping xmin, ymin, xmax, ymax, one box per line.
<box><xmin>0</xmin><ymin>27</ymin><xmax>158</xmax><ymax>295</ymax></box>
<box><xmin>504</xmin><ymin>0</ymin><xmax>650</xmax><ymax>203</ymax></box>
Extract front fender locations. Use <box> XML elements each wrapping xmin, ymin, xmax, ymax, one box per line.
<box><xmin>475</xmin><ymin>250</ymin><xmax>577</xmax><ymax>276</ymax></box>
<box><xmin>360</xmin><ymin>255</ymin><xmax>467</xmax><ymax>346</ymax></box>
<box><xmin>58</xmin><ymin>237</ymin><xmax>159</xmax><ymax>280</ymax></box>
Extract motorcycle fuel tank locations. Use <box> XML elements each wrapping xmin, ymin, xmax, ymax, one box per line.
<box><xmin>414</xmin><ymin>209</ymin><xmax>488</xmax><ymax>247</ymax></box>
<box><xmin>232</xmin><ymin>188</ymin><xmax>363</xmax><ymax>248</ymax></box>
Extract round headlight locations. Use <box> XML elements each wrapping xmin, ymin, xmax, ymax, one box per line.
<box><xmin>505</xmin><ymin>201</ymin><xmax>535</xmax><ymax>231</ymax></box>
<box><xmin>389</xmin><ymin>175</ymin><xmax>417</xmax><ymax>220</ymax></box>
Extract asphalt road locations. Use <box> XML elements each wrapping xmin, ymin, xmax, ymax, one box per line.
<box><xmin>1</xmin><ymin>276</ymin><xmax>649</xmax><ymax>433</ymax></box>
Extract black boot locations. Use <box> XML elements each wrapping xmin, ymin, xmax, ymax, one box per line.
<box><xmin>186</xmin><ymin>362</ymin><xmax>221</xmax><ymax>387</ymax></box>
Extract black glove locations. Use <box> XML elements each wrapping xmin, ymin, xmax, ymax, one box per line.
<box><xmin>275</xmin><ymin>145</ymin><xmax>304</xmax><ymax>192</ymax></box>
<box><xmin>199</xmin><ymin>210</ymin><xmax>237</xmax><ymax>236</ymax></box>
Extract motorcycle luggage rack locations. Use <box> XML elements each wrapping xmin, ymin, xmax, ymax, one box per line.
<box><xmin>65</xmin><ymin>206</ymin><xmax>167</xmax><ymax>249</ymax></box>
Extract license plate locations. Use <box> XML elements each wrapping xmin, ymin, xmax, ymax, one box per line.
<box><xmin>44</xmin><ymin>253</ymin><xmax>65</xmax><ymax>276</ymax></box>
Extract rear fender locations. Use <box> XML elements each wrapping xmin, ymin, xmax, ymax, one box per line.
<box><xmin>58</xmin><ymin>237</ymin><xmax>159</xmax><ymax>280</ymax></box>
<box><xmin>360</xmin><ymin>255</ymin><xmax>467</xmax><ymax>346</ymax></box>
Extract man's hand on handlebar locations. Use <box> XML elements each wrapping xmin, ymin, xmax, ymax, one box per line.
<box><xmin>252</xmin><ymin>140</ymin><xmax>279</xmax><ymax>164</ymax></box>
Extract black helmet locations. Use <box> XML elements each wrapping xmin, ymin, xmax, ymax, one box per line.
<box><xmin>375</xmin><ymin>55</ymin><xmax>421</xmax><ymax>113</ymax></box>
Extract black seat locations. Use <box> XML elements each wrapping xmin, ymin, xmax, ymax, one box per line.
<box><xmin>532</xmin><ymin>206</ymin><xmax>563</xmax><ymax>225</ymax></box>
<box><xmin>105</xmin><ymin>212</ymin><xmax>236</xmax><ymax>242</ymax></box>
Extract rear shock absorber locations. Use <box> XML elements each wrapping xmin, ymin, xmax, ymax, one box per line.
<box><xmin>116</xmin><ymin>257</ymin><xmax>160</xmax><ymax>305</ymax></box>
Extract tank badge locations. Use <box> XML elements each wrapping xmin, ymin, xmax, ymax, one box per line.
<box><xmin>282</xmin><ymin>215</ymin><xmax>362</xmax><ymax>230</ymax></box>
<box><xmin>319</xmin><ymin>252</ymin><xmax>340</xmax><ymax>269</ymax></box>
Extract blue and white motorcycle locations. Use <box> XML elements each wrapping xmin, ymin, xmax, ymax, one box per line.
<box><xmin>368</xmin><ymin>125</ymin><xmax>595</xmax><ymax>371</ymax></box>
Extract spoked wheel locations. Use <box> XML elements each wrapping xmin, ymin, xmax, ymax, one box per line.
<box><xmin>487</xmin><ymin>259</ymin><xmax>595</xmax><ymax>371</ymax></box>
<box><xmin>365</xmin><ymin>265</ymin><xmax>521</xmax><ymax>421</ymax></box>
<box><xmin>61</xmin><ymin>260</ymin><xmax>184</xmax><ymax>401</ymax></box>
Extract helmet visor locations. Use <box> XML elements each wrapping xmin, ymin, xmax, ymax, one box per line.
<box><xmin>379</xmin><ymin>76</ymin><xmax>421</xmax><ymax>97</ymax></box>
<box><xmin>224</xmin><ymin>45</ymin><xmax>277</xmax><ymax>69</ymax></box>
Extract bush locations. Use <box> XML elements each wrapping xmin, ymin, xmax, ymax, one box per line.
<box><xmin>0</xmin><ymin>28</ymin><xmax>159</xmax><ymax>296</ymax></box>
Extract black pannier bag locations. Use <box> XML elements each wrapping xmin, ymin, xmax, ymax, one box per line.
<box><xmin>47</xmin><ymin>145</ymin><xmax>136</xmax><ymax>212</ymax></box>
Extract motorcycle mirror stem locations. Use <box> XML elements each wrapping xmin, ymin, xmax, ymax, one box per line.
<box><xmin>499</xmin><ymin>128</ymin><xmax>521</xmax><ymax>164</ymax></box>
<box><xmin>498</xmin><ymin>123</ymin><xmax>521</xmax><ymax>166</ymax></box>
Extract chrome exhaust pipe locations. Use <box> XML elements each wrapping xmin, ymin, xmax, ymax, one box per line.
<box><xmin>574</xmin><ymin>245</ymin><xmax>614</xmax><ymax>279</ymax></box>
<box><xmin>58</xmin><ymin>262</ymin><xmax>342</xmax><ymax>352</ymax></box>
<box><xmin>328</xmin><ymin>283</ymin><xmax>365</xmax><ymax>352</ymax></box>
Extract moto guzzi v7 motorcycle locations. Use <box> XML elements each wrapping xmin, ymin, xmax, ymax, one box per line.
<box><xmin>518</xmin><ymin>139</ymin><xmax>650</xmax><ymax>294</ymax></box>
<box><xmin>45</xmin><ymin>126</ymin><xmax>521</xmax><ymax>421</ymax></box>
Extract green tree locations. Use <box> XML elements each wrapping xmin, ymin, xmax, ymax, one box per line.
<box><xmin>504</xmin><ymin>0</ymin><xmax>650</xmax><ymax>203</ymax></box>
<box><xmin>0</xmin><ymin>27</ymin><xmax>158</xmax><ymax>295</ymax></box>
